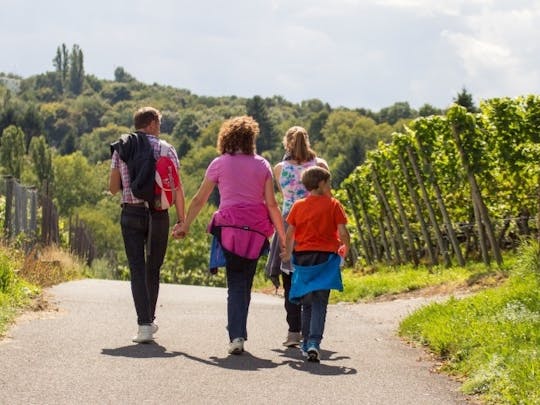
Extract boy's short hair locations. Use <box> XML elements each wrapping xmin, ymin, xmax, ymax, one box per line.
<box><xmin>301</xmin><ymin>166</ymin><xmax>331</xmax><ymax>191</ymax></box>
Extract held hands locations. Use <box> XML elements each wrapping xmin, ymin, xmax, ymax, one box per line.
<box><xmin>172</xmin><ymin>222</ymin><xmax>189</xmax><ymax>239</ymax></box>
<box><xmin>279</xmin><ymin>247</ymin><xmax>291</xmax><ymax>263</ymax></box>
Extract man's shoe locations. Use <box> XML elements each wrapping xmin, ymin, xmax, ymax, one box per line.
<box><xmin>282</xmin><ymin>331</ymin><xmax>302</xmax><ymax>347</ymax></box>
<box><xmin>228</xmin><ymin>337</ymin><xmax>245</xmax><ymax>355</ymax></box>
<box><xmin>132</xmin><ymin>324</ymin><xmax>154</xmax><ymax>343</ymax></box>
<box><xmin>307</xmin><ymin>342</ymin><xmax>320</xmax><ymax>362</ymax></box>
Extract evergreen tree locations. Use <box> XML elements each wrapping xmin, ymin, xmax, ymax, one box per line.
<box><xmin>52</xmin><ymin>43</ymin><xmax>69</xmax><ymax>93</ymax></box>
<box><xmin>454</xmin><ymin>87</ymin><xmax>478</xmax><ymax>113</ymax></box>
<box><xmin>246</xmin><ymin>95</ymin><xmax>277</xmax><ymax>153</ymax></box>
<box><xmin>69</xmin><ymin>44</ymin><xmax>85</xmax><ymax>95</ymax></box>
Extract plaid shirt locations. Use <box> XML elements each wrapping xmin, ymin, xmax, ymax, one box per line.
<box><xmin>111</xmin><ymin>134</ymin><xmax>180</xmax><ymax>204</ymax></box>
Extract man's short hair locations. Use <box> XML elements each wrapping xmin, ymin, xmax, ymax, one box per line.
<box><xmin>301</xmin><ymin>166</ymin><xmax>331</xmax><ymax>191</ymax></box>
<box><xmin>134</xmin><ymin>107</ymin><xmax>161</xmax><ymax>130</ymax></box>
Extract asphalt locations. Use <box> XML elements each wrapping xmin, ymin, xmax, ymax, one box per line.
<box><xmin>0</xmin><ymin>279</ymin><xmax>470</xmax><ymax>404</ymax></box>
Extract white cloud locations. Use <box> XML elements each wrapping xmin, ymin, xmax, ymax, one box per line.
<box><xmin>1</xmin><ymin>0</ymin><xmax>539</xmax><ymax>109</ymax></box>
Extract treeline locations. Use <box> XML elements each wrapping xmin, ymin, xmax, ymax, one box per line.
<box><xmin>341</xmin><ymin>97</ymin><xmax>540</xmax><ymax>268</ymax></box>
<box><xmin>0</xmin><ymin>43</ymin><xmax>523</xmax><ymax>281</ymax></box>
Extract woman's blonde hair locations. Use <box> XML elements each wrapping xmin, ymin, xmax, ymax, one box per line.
<box><xmin>283</xmin><ymin>126</ymin><xmax>316</xmax><ymax>162</ymax></box>
<box><xmin>217</xmin><ymin>116</ymin><xmax>259</xmax><ymax>155</ymax></box>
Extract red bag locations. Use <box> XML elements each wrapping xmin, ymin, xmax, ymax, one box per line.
<box><xmin>153</xmin><ymin>143</ymin><xmax>180</xmax><ymax>211</ymax></box>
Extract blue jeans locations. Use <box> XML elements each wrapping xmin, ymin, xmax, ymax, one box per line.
<box><xmin>301</xmin><ymin>290</ymin><xmax>330</xmax><ymax>345</ymax></box>
<box><xmin>293</xmin><ymin>251</ymin><xmax>332</xmax><ymax>346</ymax></box>
<box><xmin>225</xmin><ymin>252</ymin><xmax>258</xmax><ymax>341</ymax></box>
<box><xmin>121</xmin><ymin>205</ymin><xmax>169</xmax><ymax>325</ymax></box>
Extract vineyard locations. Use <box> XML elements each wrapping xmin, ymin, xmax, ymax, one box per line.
<box><xmin>339</xmin><ymin>96</ymin><xmax>540</xmax><ymax>268</ymax></box>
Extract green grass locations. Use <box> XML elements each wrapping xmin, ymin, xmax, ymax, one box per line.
<box><xmin>0</xmin><ymin>247</ymin><xmax>39</xmax><ymax>336</ymax></box>
<box><xmin>399</xmin><ymin>242</ymin><xmax>540</xmax><ymax>404</ymax></box>
<box><xmin>329</xmin><ymin>260</ymin><xmax>501</xmax><ymax>303</ymax></box>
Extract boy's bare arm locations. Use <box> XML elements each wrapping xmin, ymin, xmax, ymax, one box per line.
<box><xmin>337</xmin><ymin>223</ymin><xmax>350</xmax><ymax>256</ymax></box>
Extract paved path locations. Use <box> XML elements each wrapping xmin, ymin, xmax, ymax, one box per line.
<box><xmin>0</xmin><ymin>279</ymin><xmax>469</xmax><ymax>404</ymax></box>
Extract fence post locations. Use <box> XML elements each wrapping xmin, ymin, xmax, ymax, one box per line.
<box><xmin>4</xmin><ymin>175</ymin><xmax>14</xmax><ymax>240</ymax></box>
<box><xmin>29</xmin><ymin>187</ymin><xmax>37</xmax><ymax>234</ymax></box>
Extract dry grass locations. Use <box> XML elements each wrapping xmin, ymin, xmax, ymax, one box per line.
<box><xmin>19</xmin><ymin>245</ymin><xmax>85</xmax><ymax>288</ymax></box>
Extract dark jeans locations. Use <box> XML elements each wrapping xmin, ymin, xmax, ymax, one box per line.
<box><xmin>225</xmin><ymin>252</ymin><xmax>258</xmax><ymax>342</ymax></box>
<box><xmin>282</xmin><ymin>271</ymin><xmax>301</xmax><ymax>333</ymax></box>
<box><xmin>294</xmin><ymin>251</ymin><xmax>331</xmax><ymax>345</ymax></box>
<box><xmin>121</xmin><ymin>205</ymin><xmax>169</xmax><ymax>325</ymax></box>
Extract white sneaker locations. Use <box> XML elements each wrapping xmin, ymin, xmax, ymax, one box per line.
<box><xmin>228</xmin><ymin>337</ymin><xmax>245</xmax><ymax>355</ymax></box>
<box><xmin>150</xmin><ymin>323</ymin><xmax>158</xmax><ymax>334</ymax></box>
<box><xmin>282</xmin><ymin>331</ymin><xmax>302</xmax><ymax>347</ymax></box>
<box><xmin>132</xmin><ymin>324</ymin><xmax>154</xmax><ymax>343</ymax></box>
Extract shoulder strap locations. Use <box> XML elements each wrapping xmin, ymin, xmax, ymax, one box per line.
<box><xmin>158</xmin><ymin>139</ymin><xmax>169</xmax><ymax>157</ymax></box>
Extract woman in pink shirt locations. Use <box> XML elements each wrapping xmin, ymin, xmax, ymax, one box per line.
<box><xmin>173</xmin><ymin>116</ymin><xmax>285</xmax><ymax>355</ymax></box>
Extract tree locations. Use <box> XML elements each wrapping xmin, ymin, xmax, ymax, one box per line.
<box><xmin>454</xmin><ymin>87</ymin><xmax>478</xmax><ymax>113</ymax></box>
<box><xmin>418</xmin><ymin>103</ymin><xmax>442</xmax><ymax>117</ymax></box>
<box><xmin>0</xmin><ymin>125</ymin><xmax>26</xmax><ymax>179</ymax></box>
<box><xmin>52</xmin><ymin>43</ymin><xmax>69</xmax><ymax>93</ymax></box>
<box><xmin>69</xmin><ymin>44</ymin><xmax>85</xmax><ymax>95</ymax></box>
<box><xmin>173</xmin><ymin>112</ymin><xmax>200</xmax><ymax>141</ymax></box>
<box><xmin>114</xmin><ymin>66</ymin><xmax>136</xmax><ymax>83</ymax></box>
<box><xmin>20</xmin><ymin>103</ymin><xmax>44</xmax><ymax>150</ymax></box>
<box><xmin>52</xmin><ymin>152</ymin><xmax>103</xmax><ymax>215</ymax></box>
<box><xmin>246</xmin><ymin>96</ymin><xmax>278</xmax><ymax>153</ymax></box>
<box><xmin>377</xmin><ymin>102</ymin><xmax>417</xmax><ymax>124</ymax></box>
<box><xmin>29</xmin><ymin>135</ymin><xmax>54</xmax><ymax>190</ymax></box>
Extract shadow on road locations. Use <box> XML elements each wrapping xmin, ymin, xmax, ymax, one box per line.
<box><xmin>101</xmin><ymin>343</ymin><xmax>183</xmax><ymax>358</ymax></box>
<box><xmin>273</xmin><ymin>347</ymin><xmax>357</xmax><ymax>376</ymax></box>
<box><xmin>100</xmin><ymin>344</ymin><xmax>357</xmax><ymax>375</ymax></box>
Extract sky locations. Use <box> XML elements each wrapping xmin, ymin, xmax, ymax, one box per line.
<box><xmin>1</xmin><ymin>0</ymin><xmax>539</xmax><ymax>111</ymax></box>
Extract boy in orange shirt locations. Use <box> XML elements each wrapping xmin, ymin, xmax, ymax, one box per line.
<box><xmin>281</xmin><ymin>166</ymin><xmax>350</xmax><ymax>362</ymax></box>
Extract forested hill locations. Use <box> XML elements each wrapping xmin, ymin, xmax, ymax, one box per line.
<box><xmin>2</xmin><ymin>43</ymin><xmax>537</xmax><ymax>283</ymax></box>
<box><xmin>0</xmin><ymin>44</ymin><xmax>454</xmax><ymax>192</ymax></box>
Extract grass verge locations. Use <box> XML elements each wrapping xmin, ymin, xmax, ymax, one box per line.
<box><xmin>0</xmin><ymin>244</ymin><xmax>86</xmax><ymax>337</ymax></box>
<box><xmin>399</xmin><ymin>242</ymin><xmax>540</xmax><ymax>404</ymax></box>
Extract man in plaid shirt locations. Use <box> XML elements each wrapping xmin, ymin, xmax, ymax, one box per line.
<box><xmin>109</xmin><ymin>106</ymin><xmax>185</xmax><ymax>343</ymax></box>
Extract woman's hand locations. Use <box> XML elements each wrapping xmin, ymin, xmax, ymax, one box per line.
<box><xmin>172</xmin><ymin>222</ymin><xmax>189</xmax><ymax>239</ymax></box>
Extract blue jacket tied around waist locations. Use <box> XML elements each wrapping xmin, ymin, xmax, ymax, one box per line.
<box><xmin>289</xmin><ymin>253</ymin><xmax>343</xmax><ymax>304</ymax></box>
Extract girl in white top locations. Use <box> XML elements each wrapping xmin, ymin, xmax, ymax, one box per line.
<box><xmin>265</xmin><ymin>126</ymin><xmax>328</xmax><ymax>347</ymax></box>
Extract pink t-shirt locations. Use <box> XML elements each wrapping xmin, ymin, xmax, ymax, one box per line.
<box><xmin>205</xmin><ymin>153</ymin><xmax>272</xmax><ymax>208</ymax></box>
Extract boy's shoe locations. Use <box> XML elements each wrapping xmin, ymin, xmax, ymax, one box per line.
<box><xmin>132</xmin><ymin>324</ymin><xmax>155</xmax><ymax>343</ymax></box>
<box><xmin>282</xmin><ymin>331</ymin><xmax>302</xmax><ymax>347</ymax></box>
<box><xmin>307</xmin><ymin>342</ymin><xmax>320</xmax><ymax>362</ymax></box>
<box><xmin>300</xmin><ymin>341</ymin><xmax>309</xmax><ymax>358</ymax></box>
<box><xmin>228</xmin><ymin>337</ymin><xmax>245</xmax><ymax>355</ymax></box>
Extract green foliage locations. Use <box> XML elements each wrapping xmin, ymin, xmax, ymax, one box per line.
<box><xmin>52</xmin><ymin>152</ymin><xmax>107</xmax><ymax>215</ymax></box>
<box><xmin>332</xmin><ymin>264</ymin><xmax>478</xmax><ymax>303</ymax></box>
<box><xmin>160</xmin><ymin>204</ymin><xmax>225</xmax><ymax>286</ymax></box>
<box><xmin>79</xmin><ymin>122</ymin><xmax>130</xmax><ymax>163</ymax></box>
<box><xmin>0</xmin><ymin>246</ymin><xmax>39</xmax><ymax>336</ymax></box>
<box><xmin>76</xmin><ymin>197</ymin><xmax>123</xmax><ymax>260</ymax></box>
<box><xmin>0</xmin><ymin>125</ymin><xmax>25</xmax><ymax>179</ymax></box>
<box><xmin>453</xmin><ymin>87</ymin><xmax>478</xmax><ymax>113</ymax></box>
<box><xmin>399</xmin><ymin>242</ymin><xmax>540</xmax><ymax>404</ymax></box>
<box><xmin>29</xmin><ymin>135</ymin><xmax>54</xmax><ymax>190</ymax></box>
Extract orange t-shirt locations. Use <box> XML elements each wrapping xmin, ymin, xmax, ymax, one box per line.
<box><xmin>286</xmin><ymin>194</ymin><xmax>347</xmax><ymax>253</ymax></box>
